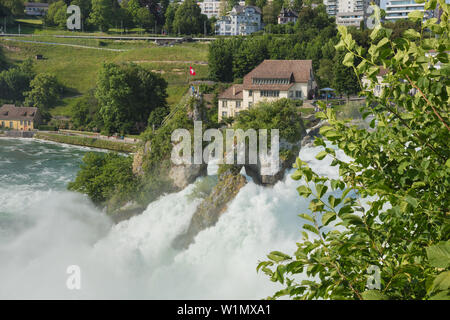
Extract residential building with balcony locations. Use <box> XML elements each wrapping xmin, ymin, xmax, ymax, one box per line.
<box><xmin>325</xmin><ymin>0</ymin><xmax>381</xmax><ymax>27</ymax></box>
<box><xmin>385</xmin><ymin>0</ymin><xmax>428</xmax><ymax>20</ymax></box>
<box><xmin>215</xmin><ymin>5</ymin><xmax>262</xmax><ymax>36</ymax></box>
<box><xmin>197</xmin><ymin>0</ymin><xmax>245</xmax><ymax>18</ymax></box>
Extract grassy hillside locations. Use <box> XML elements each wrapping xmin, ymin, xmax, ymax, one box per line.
<box><xmin>0</xmin><ymin>35</ymin><xmax>210</xmax><ymax>117</ymax></box>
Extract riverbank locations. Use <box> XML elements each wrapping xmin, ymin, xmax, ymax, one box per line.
<box><xmin>34</xmin><ymin>132</ymin><xmax>137</xmax><ymax>153</ymax></box>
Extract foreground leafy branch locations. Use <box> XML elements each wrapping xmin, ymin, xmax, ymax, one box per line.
<box><xmin>259</xmin><ymin>0</ymin><xmax>450</xmax><ymax>300</ymax></box>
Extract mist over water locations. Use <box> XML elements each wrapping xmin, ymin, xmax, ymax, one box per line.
<box><xmin>0</xmin><ymin>138</ymin><xmax>347</xmax><ymax>299</ymax></box>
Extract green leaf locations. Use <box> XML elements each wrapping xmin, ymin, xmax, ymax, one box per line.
<box><xmin>315</xmin><ymin>111</ymin><xmax>326</xmax><ymax>119</ymax></box>
<box><xmin>316</xmin><ymin>184</ymin><xmax>328</xmax><ymax>198</ymax></box>
<box><xmin>426</xmin><ymin>242</ymin><xmax>450</xmax><ymax>268</ymax></box>
<box><xmin>315</xmin><ymin>151</ymin><xmax>328</xmax><ymax>160</ymax></box>
<box><xmin>362</xmin><ymin>290</ymin><xmax>388</xmax><ymax>300</ymax></box>
<box><xmin>408</xmin><ymin>10</ymin><xmax>424</xmax><ymax>20</ymax></box>
<box><xmin>299</xmin><ymin>213</ymin><xmax>315</xmax><ymax>223</ymax></box>
<box><xmin>322</xmin><ymin>211</ymin><xmax>336</xmax><ymax>226</ymax></box>
<box><xmin>343</xmin><ymin>52</ymin><xmax>354</xmax><ymax>67</ymax></box>
<box><xmin>297</xmin><ymin>185</ymin><xmax>312</xmax><ymax>197</ymax></box>
<box><xmin>291</xmin><ymin>170</ymin><xmax>303</xmax><ymax>181</ymax></box>
<box><xmin>405</xmin><ymin>196</ymin><xmax>419</xmax><ymax>209</ymax></box>
<box><xmin>403</xmin><ymin>29</ymin><xmax>421</xmax><ymax>39</ymax></box>
<box><xmin>342</xmin><ymin>214</ymin><xmax>364</xmax><ymax>226</ymax></box>
<box><xmin>431</xmin><ymin>271</ymin><xmax>450</xmax><ymax>292</ymax></box>
<box><xmin>303</xmin><ymin>224</ymin><xmax>319</xmax><ymax>235</ymax></box>
<box><xmin>328</xmin><ymin>195</ymin><xmax>341</xmax><ymax>208</ymax></box>
<box><xmin>267</xmin><ymin>251</ymin><xmax>292</xmax><ymax>262</ymax></box>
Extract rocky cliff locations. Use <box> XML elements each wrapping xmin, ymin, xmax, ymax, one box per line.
<box><xmin>172</xmin><ymin>167</ymin><xmax>247</xmax><ymax>249</ymax></box>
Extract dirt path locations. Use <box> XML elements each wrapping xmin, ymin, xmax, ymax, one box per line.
<box><xmin>132</xmin><ymin>60</ymin><xmax>208</xmax><ymax>65</ymax></box>
<box><xmin>1</xmin><ymin>38</ymin><xmax>128</xmax><ymax>52</ymax></box>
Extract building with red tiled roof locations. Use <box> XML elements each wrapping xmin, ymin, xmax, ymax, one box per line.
<box><xmin>0</xmin><ymin>105</ymin><xmax>41</xmax><ymax>131</ymax></box>
<box><xmin>218</xmin><ymin>60</ymin><xmax>317</xmax><ymax>122</ymax></box>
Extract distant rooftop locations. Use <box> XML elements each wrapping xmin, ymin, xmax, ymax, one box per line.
<box><xmin>0</xmin><ymin>105</ymin><xmax>40</xmax><ymax>121</ymax></box>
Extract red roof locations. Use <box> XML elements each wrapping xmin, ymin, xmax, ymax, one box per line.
<box><xmin>0</xmin><ymin>105</ymin><xmax>40</xmax><ymax>121</ymax></box>
<box><xmin>218</xmin><ymin>84</ymin><xmax>244</xmax><ymax>100</ymax></box>
<box><xmin>243</xmin><ymin>60</ymin><xmax>313</xmax><ymax>90</ymax></box>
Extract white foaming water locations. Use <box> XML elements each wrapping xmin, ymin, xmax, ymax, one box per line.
<box><xmin>0</xmin><ymin>138</ymin><xmax>349</xmax><ymax>299</ymax></box>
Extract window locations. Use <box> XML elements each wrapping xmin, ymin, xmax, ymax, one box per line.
<box><xmin>28</xmin><ymin>120</ymin><xmax>31</xmax><ymax>125</ymax></box>
<box><xmin>1</xmin><ymin>121</ymin><xmax>4</xmax><ymax>127</ymax></box>
<box><xmin>223</xmin><ymin>101</ymin><xmax>227</xmax><ymax>108</ymax></box>
<box><xmin>222</xmin><ymin>111</ymin><xmax>227</xmax><ymax>117</ymax></box>
<box><xmin>295</xmin><ymin>91</ymin><xmax>302</xmax><ymax>98</ymax></box>
<box><xmin>261</xmin><ymin>90</ymin><xmax>280</xmax><ymax>97</ymax></box>
<box><xmin>9</xmin><ymin>122</ymin><xmax>13</xmax><ymax>128</ymax></box>
<box><xmin>249</xmin><ymin>90</ymin><xmax>253</xmax><ymax>97</ymax></box>
<box><xmin>253</xmin><ymin>78</ymin><xmax>290</xmax><ymax>85</ymax></box>
<box><xmin>236</xmin><ymin>101</ymin><xmax>241</xmax><ymax>108</ymax></box>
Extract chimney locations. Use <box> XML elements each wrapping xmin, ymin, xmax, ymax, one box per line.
<box><xmin>233</xmin><ymin>86</ymin><xmax>236</xmax><ymax>96</ymax></box>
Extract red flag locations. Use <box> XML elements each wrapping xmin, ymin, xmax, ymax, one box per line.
<box><xmin>189</xmin><ymin>66</ymin><xmax>196</xmax><ymax>76</ymax></box>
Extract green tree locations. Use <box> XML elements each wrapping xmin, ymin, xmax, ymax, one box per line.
<box><xmin>172</xmin><ymin>0</ymin><xmax>207</xmax><ymax>35</ymax></box>
<box><xmin>124</xmin><ymin>0</ymin><xmax>155</xmax><ymax>30</ymax></box>
<box><xmin>163</xmin><ymin>2</ymin><xmax>178</xmax><ymax>33</ymax></box>
<box><xmin>232</xmin><ymin>37</ymin><xmax>268</xmax><ymax>79</ymax></box>
<box><xmin>316</xmin><ymin>58</ymin><xmax>334</xmax><ymax>88</ymax></box>
<box><xmin>235</xmin><ymin>98</ymin><xmax>305</xmax><ymax>143</ymax></box>
<box><xmin>148</xmin><ymin>105</ymin><xmax>170</xmax><ymax>130</ymax></box>
<box><xmin>218</xmin><ymin>0</ymin><xmax>228</xmax><ymax>17</ymax></box>
<box><xmin>68</xmin><ymin>152</ymin><xmax>137</xmax><ymax>205</ymax></box>
<box><xmin>227</xmin><ymin>0</ymin><xmax>239</xmax><ymax>11</ymax></box>
<box><xmin>332</xmin><ymin>51</ymin><xmax>360</xmax><ymax>101</ymax></box>
<box><xmin>95</xmin><ymin>63</ymin><xmax>168</xmax><ymax>134</ymax></box>
<box><xmin>71</xmin><ymin>0</ymin><xmax>93</xmax><ymax>29</ymax></box>
<box><xmin>0</xmin><ymin>47</ymin><xmax>6</xmax><ymax>72</ymax></box>
<box><xmin>70</xmin><ymin>92</ymin><xmax>101</xmax><ymax>131</ymax></box>
<box><xmin>255</xmin><ymin>0</ymin><xmax>267</xmax><ymax>9</ymax></box>
<box><xmin>89</xmin><ymin>0</ymin><xmax>120</xmax><ymax>31</ymax></box>
<box><xmin>44</xmin><ymin>1</ymin><xmax>68</xmax><ymax>28</ymax></box>
<box><xmin>0</xmin><ymin>0</ymin><xmax>24</xmax><ymax>16</ymax></box>
<box><xmin>0</xmin><ymin>59</ymin><xmax>34</xmax><ymax>102</ymax></box>
<box><xmin>262</xmin><ymin>2</ymin><xmax>276</xmax><ymax>25</ymax></box>
<box><xmin>291</xmin><ymin>0</ymin><xmax>303</xmax><ymax>12</ymax></box>
<box><xmin>24</xmin><ymin>73</ymin><xmax>61</xmax><ymax>112</ymax></box>
<box><xmin>259</xmin><ymin>0</ymin><xmax>450</xmax><ymax>300</ymax></box>
<box><xmin>208</xmin><ymin>37</ymin><xmax>242</xmax><ymax>82</ymax></box>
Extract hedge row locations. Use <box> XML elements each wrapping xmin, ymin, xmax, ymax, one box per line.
<box><xmin>34</xmin><ymin>133</ymin><xmax>136</xmax><ymax>153</ymax></box>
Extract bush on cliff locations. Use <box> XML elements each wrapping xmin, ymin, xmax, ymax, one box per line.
<box><xmin>68</xmin><ymin>152</ymin><xmax>137</xmax><ymax>206</ymax></box>
<box><xmin>234</xmin><ymin>98</ymin><xmax>306</xmax><ymax>143</ymax></box>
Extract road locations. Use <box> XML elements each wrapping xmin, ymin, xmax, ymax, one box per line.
<box><xmin>0</xmin><ymin>33</ymin><xmax>217</xmax><ymax>42</ymax></box>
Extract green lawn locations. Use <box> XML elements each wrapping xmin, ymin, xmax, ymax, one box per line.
<box><xmin>1</xmin><ymin>37</ymin><xmax>210</xmax><ymax>116</ymax></box>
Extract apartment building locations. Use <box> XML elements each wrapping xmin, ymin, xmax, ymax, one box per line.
<box><xmin>215</xmin><ymin>5</ymin><xmax>262</xmax><ymax>36</ymax></box>
<box><xmin>385</xmin><ymin>0</ymin><xmax>428</xmax><ymax>20</ymax></box>
<box><xmin>218</xmin><ymin>60</ymin><xmax>317</xmax><ymax>121</ymax></box>
<box><xmin>197</xmin><ymin>0</ymin><xmax>245</xmax><ymax>19</ymax></box>
<box><xmin>325</xmin><ymin>0</ymin><xmax>380</xmax><ymax>27</ymax></box>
